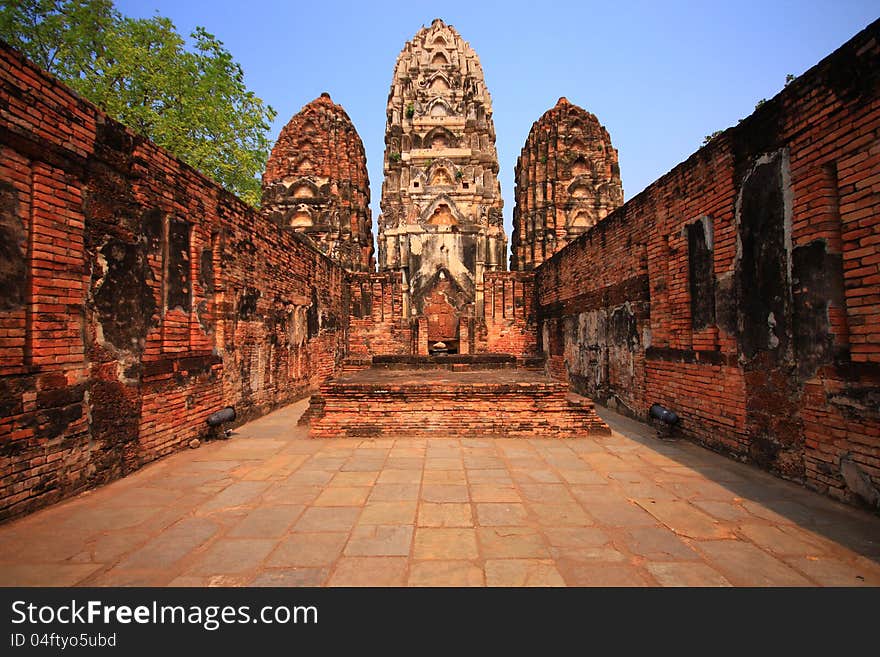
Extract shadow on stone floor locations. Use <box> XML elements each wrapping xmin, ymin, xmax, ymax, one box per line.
<box><xmin>594</xmin><ymin>405</ymin><xmax>880</xmax><ymax>565</ymax></box>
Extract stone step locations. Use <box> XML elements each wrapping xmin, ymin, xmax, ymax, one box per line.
<box><xmin>305</xmin><ymin>366</ymin><xmax>609</xmax><ymax>439</ymax></box>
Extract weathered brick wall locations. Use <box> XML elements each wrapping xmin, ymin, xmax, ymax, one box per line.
<box><xmin>536</xmin><ymin>19</ymin><xmax>880</xmax><ymax>507</ymax></box>
<box><xmin>0</xmin><ymin>42</ymin><xmax>349</xmax><ymax>521</ymax></box>
<box><xmin>477</xmin><ymin>272</ymin><xmax>538</xmax><ymax>356</ymax></box>
<box><xmin>347</xmin><ymin>272</ymin><xmax>413</xmax><ymax>357</ymax></box>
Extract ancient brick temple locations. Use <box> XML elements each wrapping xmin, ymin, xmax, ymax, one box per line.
<box><xmin>377</xmin><ymin>18</ymin><xmax>507</xmax><ymax>352</ymax></box>
<box><xmin>1</xmin><ymin>18</ymin><xmax>879</xmax><ymax>522</ymax></box>
<box><xmin>262</xmin><ymin>93</ymin><xmax>374</xmax><ymax>272</ymax></box>
<box><xmin>511</xmin><ymin>97</ymin><xmax>623</xmax><ymax>270</ymax></box>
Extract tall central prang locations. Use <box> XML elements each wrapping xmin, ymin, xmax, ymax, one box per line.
<box><xmin>378</xmin><ymin>18</ymin><xmax>507</xmax><ymax>353</ymax></box>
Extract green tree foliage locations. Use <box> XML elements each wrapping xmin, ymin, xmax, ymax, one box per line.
<box><xmin>0</xmin><ymin>0</ymin><xmax>276</xmax><ymax>205</ymax></box>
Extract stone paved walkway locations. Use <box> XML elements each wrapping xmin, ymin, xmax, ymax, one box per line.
<box><xmin>1</xmin><ymin>400</ymin><xmax>878</xmax><ymax>587</ymax></box>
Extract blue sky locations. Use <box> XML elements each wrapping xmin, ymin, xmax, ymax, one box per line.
<box><xmin>118</xmin><ymin>0</ymin><xmax>878</xmax><ymax>241</ymax></box>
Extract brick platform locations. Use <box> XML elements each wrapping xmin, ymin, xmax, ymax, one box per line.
<box><xmin>306</xmin><ymin>364</ymin><xmax>610</xmax><ymax>439</ymax></box>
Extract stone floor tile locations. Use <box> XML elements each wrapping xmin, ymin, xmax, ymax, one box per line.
<box><xmin>477</xmin><ymin>527</ymin><xmax>549</xmax><ymax>559</ymax></box>
<box><xmin>691</xmin><ymin>500</ymin><xmax>754</xmax><ymax>523</ymax></box>
<box><xmin>558</xmin><ymin>470</ymin><xmax>606</xmax><ymax>485</ymax></box>
<box><xmin>694</xmin><ymin>540</ymin><xmax>814</xmax><ymax>586</ymax></box>
<box><xmin>782</xmin><ymin>556</ymin><xmax>880</xmax><ymax>586</ymax></box>
<box><xmin>115</xmin><ymin>517</ymin><xmax>220</xmax><ymax>570</ymax></box>
<box><xmin>369</xmin><ymin>483</ymin><xmax>421</xmax><ymax>502</ymax></box>
<box><xmin>345</xmin><ymin>525</ymin><xmax>413</xmax><ymax>556</ymax></box>
<box><xmin>228</xmin><ymin>505</ymin><xmax>305</xmax><ymax>538</ymax></box>
<box><xmin>518</xmin><ymin>484</ymin><xmax>576</xmax><ymax>505</ymax></box>
<box><xmin>646</xmin><ymin>562</ymin><xmax>732</xmax><ymax>587</ymax></box>
<box><xmin>341</xmin><ymin>460</ymin><xmax>387</xmax><ymax>473</ymax></box>
<box><xmin>284</xmin><ymin>470</ymin><xmax>335</xmax><ymax>486</ymax></box>
<box><xmin>267</xmin><ymin>533</ymin><xmax>348</xmax><ymax>567</ymax></box>
<box><xmin>422</xmin><ymin>470</ymin><xmax>467</xmax><ymax>484</ymax></box>
<box><xmin>469</xmin><ymin>484</ymin><xmax>521</xmax><ymax>503</ymax></box>
<box><xmin>359</xmin><ymin>501</ymin><xmax>418</xmax><ymax>525</ymax></box>
<box><xmin>527</xmin><ymin>503</ymin><xmax>593</xmax><ymax>527</ymax></box>
<box><xmin>556</xmin><ymin>560</ymin><xmax>652</xmax><ymax>587</ymax></box>
<box><xmin>413</xmin><ymin>528</ymin><xmax>479</xmax><ymax>560</ymax></box>
<box><xmin>294</xmin><ymin>507</ymin><xmax>362</xmax><ymax>532</ymax></box>
<box><xmin>186</xmin><ymin>538</ymin><xmax>277</xmax><ymax>575</ymax></box>
<box><xmin>408</xmin><ymin>560</ymin><xmax>484</xmax><ymax>587</ymax></box>
<box><xmin>417</xmin><ymin>503</ymin><xmax>473</xmax><ymax>527</ymax></box>
<box><xmin>475</xmin><ymin>503</ymin><xmax>529</xmax><ymax>526</ymax></box>
<box><xmin>421</xmin><ymin>484</ymin><xmax>469</xmax><ymax>503</ymax></box>
<box><xmin>0</xmin><ymin>564</ymin><xmax>102</xmax><ymax>586</ymax></box>
<box><xmin>632</xmin><ymin>499</ymin><xmax>733</xmax><ymax>539</ymax></box>
<box><xmin>463</xmin><ymin>456</ymin><xmax>506</xmax><ymax>470</ymax></box>
<box><xmin>623</xmin><ymin>527</ymin><xmax>700</xmax><ymax>561</ymax></box>
<box><xmin>384</xmin><ymin>457</ymin><xmax>425</xmax><ymax>470</ymax></box>
<box><xmin>377</xmin><ymin>469</ymin><xmax>423</xmax><ymax>484</ymax></box>
<box><xmin>736</xmin><ymin>524</ymin><xmax>832</xmax><ymax>557</ymax></box>
<box><xmin>250</xmin><ymin>568</ymin><xmax>329</xmax><ymax>587</ymax></box>
<box><xmin>262</xmin><ymin>485</ymin><xmax>322</xmax><ymax>505</ymax></box>
<box><xmin>425</xmin><ymin>458</ymin><xmax>464</xmax><ymax>471</ymax></box>
<box><xmin>510</xmin><ymin>469</ymin><xmax>563</xmax><ymax>484</ymax></box>
<box><xmin>72</xmin><ymin>532</ymin><xmax>152</xmax><ymax>564</ymax></box>
<box><xmin>330</xmin><ymin>471</ymin><xmax>379</xmax><ymax>486</ymax></box>
<box><xmin>542</xmin><ymin>527</ymin><xmax>611</xmax><ymax>548</ymax></box>
<box><xmin>313</xmin><ymin>486</ymin><xmax>370</xmax><ymax>507</ymax></box>
<box><xmin>465</xmin><ymin>469</ymin><xmax>514</xmax><ymax>484</ymax></box>
<box><xmin>84</xmin><ymin>569</ymin><xmax>172</xmax><ymax>587</ymax></box>
<box><xmin>485</xmin><ymin>559</ymin><xmax>565</xmax><ymax>587</ymax></box>
<box><xmin>327</xmin><ymin>557</ymin><xmax>408</xmax><ymax>586</ymax></box>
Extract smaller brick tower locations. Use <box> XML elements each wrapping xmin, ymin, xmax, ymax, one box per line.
<box><xmin>511</xmin><ymin>97</ymin><xmax>623</xmax><ymax>271</ymax></box>
<box><xmin>262</xmin><ymin>93</ymin><xmax>374</xmax><ymax>272</ymax></box>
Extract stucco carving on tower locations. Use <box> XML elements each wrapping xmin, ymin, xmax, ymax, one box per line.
<box><xmin>511</xmin><ymin>97</ymin><xmax>623</xmax><ymax>270</ymax></box>
<box><xmin>379</xmin><ymin>19</ymin><xmax>507</xmax><ymax>341</ymax></box>
<box><xmin>263</xmin><ymin>93</ymin><xmax>374</xmax><ymax>272</ymax></box>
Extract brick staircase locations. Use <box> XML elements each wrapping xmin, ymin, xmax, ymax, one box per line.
<box><xmin>303</xmin><ymin>355</ymin><xmax>610</xmax><ymax>438</ymax></box>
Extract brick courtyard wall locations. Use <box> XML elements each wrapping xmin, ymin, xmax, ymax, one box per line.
<box><xmin>0</xmin><ymin>42</ymin><xmax>349</xmax><ymax>520</ymax></box>
<box><xmin>536</xmin><ymin>19</ymin><xmax>880</xmax><ymax>507</ymax></box>
<box><xmin>347</xmin><ymin>271</ymin><xmax>413</xmax><ymax>357</ymax></box>
<box><xmin>477</xmin><ymin>271</ymin><xmax>538</xmax><ymax>356</ymax></box>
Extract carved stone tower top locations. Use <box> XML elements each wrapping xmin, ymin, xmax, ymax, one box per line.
<box><xmin>262</xmin><ymin>93</ymin><xmax>374</xmax><ymax>272</ymax></box>
<box><xmin>511</xmin><ymin>96</ymin><xmax>623</xmax><ymax>270</ymax></box>
<box><xmin>378</xmin><ymin>19</ymin><xmax>507</xmax><ymax>348</ymax></box>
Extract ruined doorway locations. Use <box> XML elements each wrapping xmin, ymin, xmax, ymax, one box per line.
<box><xmin>423</xmin><ymin>273</ymin><xmax>461</xmax><ymax>353</ymax></box>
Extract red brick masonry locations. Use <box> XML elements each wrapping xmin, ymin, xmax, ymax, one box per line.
<box><xmin>308</xmin><ymin>367</ymin><xmax>609</xmax><ymax>439</ymax></box>
<box><xmin>536</xmin><ymin>20</ymin><xmax>880</xmax><ymax>506</ymax></box>
<box><xmin>0</xmin><ymin>42</ymin><xmax>349</xmax><ymax>521</ymax></box>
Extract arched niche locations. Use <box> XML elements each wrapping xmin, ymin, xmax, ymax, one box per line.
<box><xmin>426</xmin><ymin>126</ymin><xmax>456</xmax><ymax>150</ymax></box>
<box><xmin>430</xmin><ymin>168</ymin><xmax>454</xmax><ymax>186</ymax></box>
<box><xmin>430</xmin><ymin>102</ymin><xmax>449</xmax><ymax>117</ymax></box>
<box><xmin>292</xmin><ymin>184</ymin><xmax>315</xmax><ymax>199</ymax></box>
<box><xmin>290</xmin><ymin>208</ymin><xmax>313</xmax><ymax>228</ymax></box>
<box><xmin>427</xmin><ymin>203</ymin><xmax>457</xmax><ymax>225</ymax></box>
<box><xmin>569</xmin><ymin>209</ymin><xmax>596</xmax><ymax>228</ymax></box>
<box><xmin>429</xmin><ymin>76</ymin><xmax>450</xmax><ymax>92</ymax></box>
<box><xmin>431</xmin><ymin>51</ymin><xmax>448</xmax><ymax>66</ymax></box>
<box><xmin>420</xmin><ymin>195</ymin><xmax>467</xmax><ymax>227</ymax></box>
<box><xmin>569</xmin><ymin>182</ymin><xmax>595</xmax><ymax>199</ymax></box>
<box><xmin>571</xmin><ymin>156</ymin><xmax>591</xmax><ymax>177</ymax></box>
<box><xmin>294</xmin><ymin>158</ymin><xmax>313</xmax><ymax>174</ymax></box>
